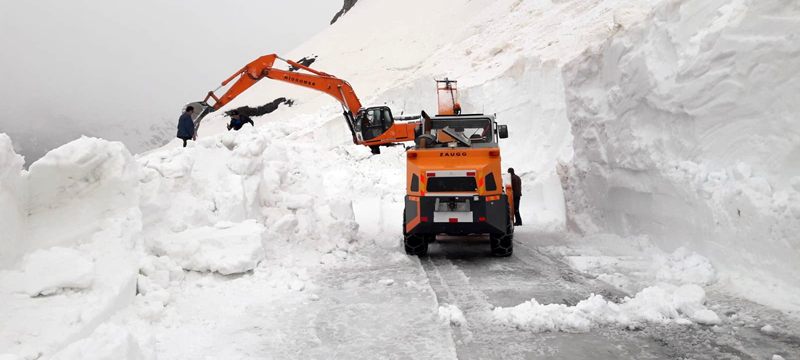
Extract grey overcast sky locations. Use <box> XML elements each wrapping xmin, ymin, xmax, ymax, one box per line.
<box><xmin>0</xmin><ymin>0</ymin><xmax>341</xmax><ymax>163</ymax></box>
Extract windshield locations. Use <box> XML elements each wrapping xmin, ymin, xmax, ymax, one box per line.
<box><xmin>355</xmin><ymin>107</ymin><xmax>394</xmax><ymax>141</ymax></box>
<box><xmin>430</xmin><ymin>118</ymin><xmax>493</xmax><ymax>144</ymax></box>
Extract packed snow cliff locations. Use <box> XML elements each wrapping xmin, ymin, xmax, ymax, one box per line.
<box><xmin>561</xmin><ymin>0</ymin><xmax>800</xmax><ymax>310</ymax></box>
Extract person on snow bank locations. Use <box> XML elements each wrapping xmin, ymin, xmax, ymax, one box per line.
<box><xmin>509</xmin><ymin>167</ymin><xmax>522</xmax><ymax>226</ymax></box>
<box><xmin>176</xmin><ymin>106</ymin><xmax>195</xmax><ymax>147</ymax></box>
<box><xmin>224</xmin><ymin>97</ymin><xmax>294</xmax><ymax>131</ymax></box>
<box><xmin>226</xmin><ymin>110</ymin><xmax>254</xmax><ymax>131</ymax></box>
<box><xmin>289</xmin><ymin>55</ymin><xmax>317</xmax><ymax>72</ymax></box>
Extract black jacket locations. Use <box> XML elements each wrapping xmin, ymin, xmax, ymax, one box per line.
<box><xmin>511</xmin><ymin>173</ymin><xmax>522</xmax><ymax>197</ymax></box>
<box><xmin>176</xmin><ymin>113</ymin><xmax>194</xmax><ymax>139</ymax></box>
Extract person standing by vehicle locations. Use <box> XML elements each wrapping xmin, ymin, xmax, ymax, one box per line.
<box><xmin>509</xmin><ymin>167</ymin><xmax>522</xmax><ymax>226</ymax></box>
<box><xmin>176</xmin><ymin>106</ymin><xmax>195</xmax><ymax>147</ymax></box>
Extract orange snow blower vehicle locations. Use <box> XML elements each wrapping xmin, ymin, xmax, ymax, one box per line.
<box><xmin>402</xmin><ymin>79</ymin><xmax>514</xmax><ymax>257</ymax></box>
<box><xmin>186</xmin><ymin>54</ymin><xmax>419</xmax><ymax>154</ymax></box>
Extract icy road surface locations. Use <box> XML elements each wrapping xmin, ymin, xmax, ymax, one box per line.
<box><xmin>423</xmin><ymin>229</ymin><xmax>800</xmax><ymax>359</ymax></box>
<box><xmin>122</xmin><ymin>228</ymin><xmax>800</xmax><ymax>359</ymax></box>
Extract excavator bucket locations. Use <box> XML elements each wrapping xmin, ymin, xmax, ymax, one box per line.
<box><xmin>185</xmin><ymin>101</ymin><xmax>213</xmax><ymax>135</ymax></box>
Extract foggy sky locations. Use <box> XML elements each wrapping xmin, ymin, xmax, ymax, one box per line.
<box><xmin>0</xmin><ymin>0</ymin><xmax>340</xmax><ymax>164</ymax></box>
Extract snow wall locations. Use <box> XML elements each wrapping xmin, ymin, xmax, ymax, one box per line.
<box><xmin>0</xmin><ymin>134</ymin><xmax>26</xmax><ymax>266</ymax></box>
<box><xmin>561</xmin><ymin>0</ymin><xmax>800</xmax><ymax>305</ymax></box>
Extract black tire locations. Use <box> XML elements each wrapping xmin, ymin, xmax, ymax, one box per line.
<box><xmin>490</xmin><ymin>233</ymin><xmax>513</xmax><ymax>257</ymax></box>
<box><xmin>404</xmin><ymin>234</ymin><xmax>428</xmax><ymax>256</ymax></box>
<box><xmin>370</xmin><ymin>145</ymin><xmax>381</xmax><ymax>155</ymax></box>
<box><xmin>491</xmin><ymin>210</ymin><xmax>514</xmax><ymax>257</ymax></box>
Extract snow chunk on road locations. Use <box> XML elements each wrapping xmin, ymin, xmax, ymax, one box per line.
<box><xmin>438</xmin><ymin>304</ymin><xmax>466</xmax><ymax>327</ymax></box>
<box><xmin>0</xmin><ymin>247</ymin><xmax>94</xmax><ymax>296</ymax></box>
<box><xmin>655</xmin><ymin>248</ymin><xmax>716</xmax><ymax>286</ymax></box>
<box><xmin>148</xmin><ymin>220</ymin><xmax>265</xmax><ymax>275</ymax></box>
<box><xmin>493</xmin><ymin>284</ymin><xmax>720</xmax><ymax>332</ymax></box>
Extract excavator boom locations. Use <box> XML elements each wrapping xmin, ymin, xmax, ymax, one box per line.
<box><xmin>204</xmin><ymin>54</ymin><xmax>362</xmax><ymax>115</ymax></box>
<box><xmin>190</xmin><ymin>53</ymin><xmax>417</xmax><ymax>151</ymax></box>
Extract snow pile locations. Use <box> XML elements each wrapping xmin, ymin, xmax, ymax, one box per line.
<box><xmin>138</xmin><ymin>128</ymin><xmax>360</xmax><ymax>268</ymax></box>
<box><xmin>0</xmin><ymin>137</ymin><xmax>142</xmax><ymax>358</ymax></box>
<box><xmin>148</xmin><ymin>220</ymin><xmax>265</xmax><ymax>275</ymax></box>
<box><xmin>50</xmin><ymin>324</ymin><xmax>152</xmax><ymax>360</ymax></box>
<box><xmin>493</xmin><ymin>284</ymin><xmax>720</xmax><ymax>333</ymax></box>
<box><xmin>438</xmin><ymin>304</ymin><xmax>467</xmax><ymax>327</ymax></box>
<box><xmin>0</xmin><ymin>247</ymin><xmax>94</xmax><ymax>296</ymax></box>
<box><xmin>26</xmin><ymin>136</ymin><xmax>141</xmax><ymax>252</ymax></box>
<box><xmin>654</xmin><ymin>247</ymin><xmax>716</xmax><ymax>286</ymax></box>
<box><xmin>0</xmin><ymin>134</ymin><xmax>26</xmax><ymax>268</ymax></box>
<box><xmin>561</xmin><ymin>0</ymin><xmax>800</xmax><ymax>309</ymax></box>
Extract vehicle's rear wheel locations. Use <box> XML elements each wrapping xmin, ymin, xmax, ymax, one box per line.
<box><xmin>404</xmin><ymin>234</ymin><xmax>429</xmax><ymax>256</ymax></box>
<box><xmin>490</xmin><ymin>233</ymin><xmax>513</xmax><ymax>257</ymax></box>
<box><xmin>491</xmin><ymin>212</ymin><xmax>514</xmax><ymax>257</ymax></box>
<box><xmin>370</xmin><ymin>145</ymin><xmax>381</xmax><ymax>155</ymax></box>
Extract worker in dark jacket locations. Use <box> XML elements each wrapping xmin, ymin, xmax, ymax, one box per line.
<box><xmin>289</xmin><ymin>55</ymin><xmax>318</xmax><ymax>72</ymax></box>
<box><xmin>509</xmin><ymin>168</ymin><xmax>522</xmax><ymax>226</ymax></box>
<box><xmin>176</xmin><ymin>106</ymin><xmax>195</xmax><ymax>147</ymax></box>
<box><xmin>224</xmin><ymin>97</ymin><xmax>293</xmax><ymax>131</ymax></box>
<box><xmin>226</xmin><ymin>110</ymin><xmax>255</xmax><ymax>131</ymax></box>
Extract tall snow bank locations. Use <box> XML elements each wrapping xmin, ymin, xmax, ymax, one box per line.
<box><xmin>0</xmin><ymin>136</ymin><xmax>142</xmax><ymax>358</ymax></box>
<box><xmin>562</xmin><ymin>0</ymin><xmax>800</xmax><ymax>310</ymax></box>
<box><xmin>0</xmin><ymin>134</ymin><xmax>26</xmax><ymax>268</ymax></box>
<box><xmin>26</xmin><ymin>136</ymin><xmax>141</xmax><ymax>252</ymax></box>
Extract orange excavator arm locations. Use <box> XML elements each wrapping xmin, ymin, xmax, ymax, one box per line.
<box><xmin>189</xmin><ymin>53</ymin><xmax>419</xmax><ymax>152</ymax></box>
<box><xmin>203</xmin><ymin>54</ymin><xmax>361</xmax><ymax>115</ymax></box>
<box><xmin>196</xmin><ymin>54</ymin><xmax>362</xmax><ymax>144</ymax></box>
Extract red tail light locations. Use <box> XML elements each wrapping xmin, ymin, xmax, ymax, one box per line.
<box><xmin>478</xmin><ymin>216</ymin><xmax>486</xmax><ymax>222</ymax></box>
<box><xmin>449</xmin><ymin>218</ymin><xmax>458</xmax><ymax>223</ymax></box>
<box><xmin>466</xmin><ymin>171</ymin><xmax>476</xmax><ymax>177</ymax></box>
<box><xmin>420</xmin><ymin>216</ymin><xmax>429</xmax><ymax>223</ymax></box>
<box><xmin>426</xmin><ymin>172</ymin><xmax>436</xmax><ymax>177</ymax></box>
<box><xmin>407</xmin><ymin>152</ymin><xmax>417</xmax><ymax>159</ymax></box>
<box><xmin>489</xmin><ymin>150</ymin><xmax>500</xmax><ymax>157</ymax></box>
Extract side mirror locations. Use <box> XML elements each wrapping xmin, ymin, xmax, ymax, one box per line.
<box><xmin>498</xmin><ymin>125</ymin><xmax>509</xmax><ymax>139</ymax></box>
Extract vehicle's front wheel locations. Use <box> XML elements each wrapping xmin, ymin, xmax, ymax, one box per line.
<box><xmin>404</xmin><ymin>234</ymin><xmax>429</xmax><ymax>256</ymax></box>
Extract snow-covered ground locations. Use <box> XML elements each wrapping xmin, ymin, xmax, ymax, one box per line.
<box><xmin>1</xmin><ymin>0</ymin><xmax>798</xmax><ymax>358</ymax></box>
